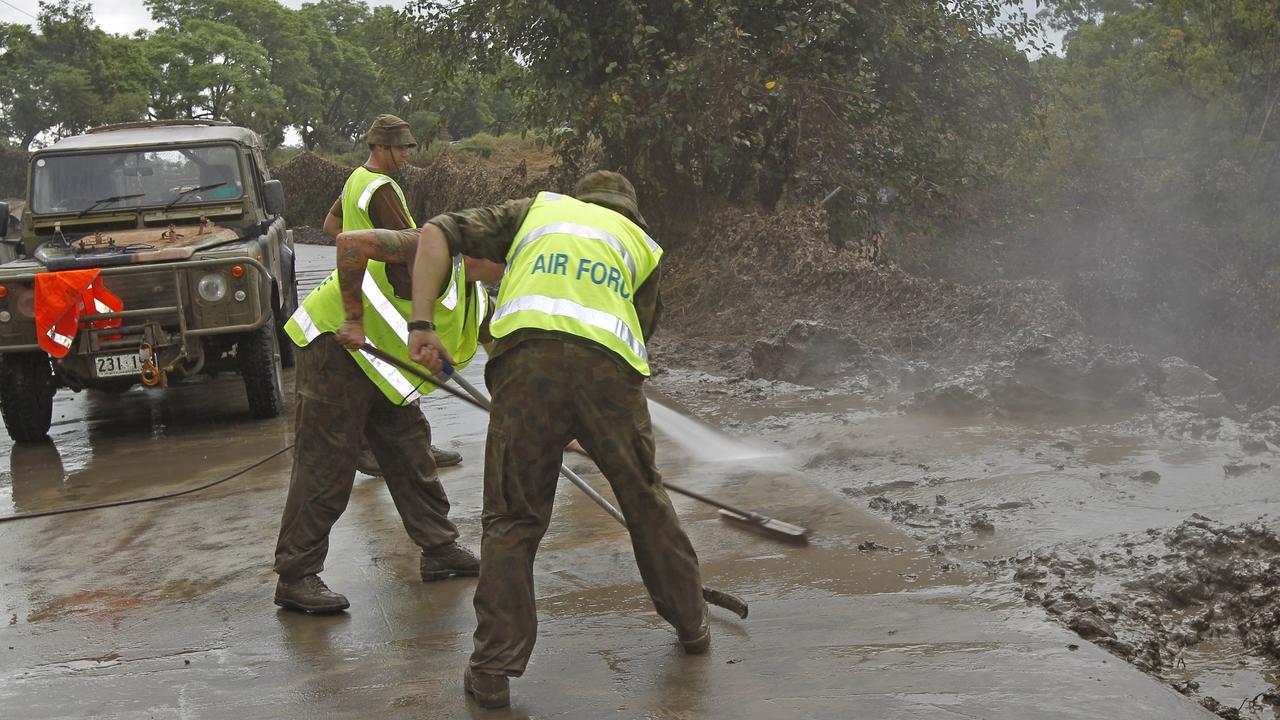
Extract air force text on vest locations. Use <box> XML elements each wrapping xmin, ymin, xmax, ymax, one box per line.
<box><xmin>529</xmin><ymin>252</ymin><xmax>632</xmax><ymax>300</ymax></box>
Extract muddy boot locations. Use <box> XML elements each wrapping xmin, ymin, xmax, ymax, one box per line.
<box><xmin>464</xmin><ymin>667</ymin><xmax>510</xmax><ymax>708</ymax></box>
<box><xmin>357</xmin><ymin>446</ymin><xmax>457</xmax><ymax>474</ymax></box>
<box><xmin>420</xmin><ymin>542</ymin><xmax>480</xmax><ymax>581</ymax></box>
<box><xmin>678</xmin><ymin>614</ymin><xmax>710</xmax><ymax>654</ymax></box>
<box><xmin>431</xmin><ymin>445</ymin><xmax>463</xmax><ymax>468</ymax></box>
<box><xmin>355</xmin><ymin>446</ymin><xmax>381</xmax><ymax>476</ymax></box>
<box><xmin>274</xmin><ymin>574</ymin><xmax>350</xmax><ymax>613</ymax></box>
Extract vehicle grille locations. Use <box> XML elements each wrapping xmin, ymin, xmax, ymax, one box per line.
<box><xmin>99</xmin><ymin>271</ymin><xmax>181</xmax><ymax>326</ymax></box>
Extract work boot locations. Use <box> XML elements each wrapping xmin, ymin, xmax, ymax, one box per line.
<box><xmin>273</xmin><ymin>574</ymin><xmax>350</xmax><ymax>613</ymax></box>
<box><xmin>431</xmin><ymin>445</ymin><xmax>463</xmax><ymax>468</ymax></box>
<box><xmin>678</xmin><ymin>615</ymin><xmax>711</xmax><ymax>654</ymax></box>
<box><xmin>464</xmin><ymin>667</ymin><xmax>510</xmax><ymax>708</ymax></box>
<box><xmin>355</xmin><ymin>445</ymin><xmax>461</xmax><ymax>476</ymax></box>
<box><xmin>355</xmin><ymin>447</ymin><xmax>381</xmax><ymax>476</ymax></box>
<box><xmin>420</xmin><ymin>542</ymin><xmax>480</xmax><ymax>581</ymax></box>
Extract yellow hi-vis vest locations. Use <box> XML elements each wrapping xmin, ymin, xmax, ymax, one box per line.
<box><xmin>340</xmin><ymin>166</ymin><xmax>415</xmax><ymax>230</ymax></box>
<box><xmin>491</xmin><ymin>192</ymin><xmax>662</xmax><ymax>375</ymax></box>
<box><xmin>283</xmin><ymin>256</ymin><xmax>485</xmax><ymax>404</ymax></box>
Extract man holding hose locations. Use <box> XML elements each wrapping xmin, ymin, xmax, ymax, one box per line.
<box><xmin>407</xmin><ymin>171</ymin><xmax>708</xmax><ymax>709</ymax></box>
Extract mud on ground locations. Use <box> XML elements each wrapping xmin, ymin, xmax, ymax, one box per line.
<box><xmin>650</xmin><ymin>203</ymin><xmax>1280</xmax><ymax>717</ymax></box>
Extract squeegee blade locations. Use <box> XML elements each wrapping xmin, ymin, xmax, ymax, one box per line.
<box><xmin>717</xmin><ymin>509</ymin><xmax>809</xmax><ymax>544</ymax></box>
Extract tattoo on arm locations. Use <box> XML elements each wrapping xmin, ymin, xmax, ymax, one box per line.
<box><xmin>337</xmin><ymin>234</ymin><xmax>370</xmax><ymax>319</ymax></box>
<box><xmin>369</xmin><ymin>228</ymin><xmax>416</xmax><ymax>265</ymax></box>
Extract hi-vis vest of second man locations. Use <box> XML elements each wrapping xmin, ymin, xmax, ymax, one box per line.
<box><xmin>340</xmin><ymin>166</ymin><xmax>415</xmax><ymax>230</ymax></box>
<box><xmin>284</xmin><ymin>255</ymin><xmax>484</xmax><ymax>405</ymax></box>
<box><xmin>284</xmin><ymin>162</ymin><xmax>482</xmax><ymax>405</ymax></box>
<box><xmin>491</xmin><ymin>192</ymin><xmax>661</xmax><ymax>375</ymax></box>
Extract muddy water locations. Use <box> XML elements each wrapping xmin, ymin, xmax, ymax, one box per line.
<box><xmin>0</xmin><ymin>244</ymin><xmax>1220</xmax><ymax>719</ymax></box>
<box><xmin>652</xmin><ymin>368</ymin><xmax>1280</xmax><ymax>716</ymax></box>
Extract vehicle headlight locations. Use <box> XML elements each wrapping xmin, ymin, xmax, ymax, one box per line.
<box><xmin>197</xmin><ymin>273</ymin><xmax>228</xmax><ymax>302</ymax></box>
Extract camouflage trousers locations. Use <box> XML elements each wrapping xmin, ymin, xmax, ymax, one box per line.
<box><xmin>470</xmin><ymin>339</ymin><xmax>705</xmax><ymax>677</ymax></box>
<box><xmin>273</xmin><ymin>334</ymin><xmax>458</xmax><ymax>580</ymax></box>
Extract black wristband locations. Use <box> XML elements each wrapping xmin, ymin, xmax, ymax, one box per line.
<box><xmin>407</xmin><ymin>320</ymin><xmax>436</xmax><ymax>332</ymax></box>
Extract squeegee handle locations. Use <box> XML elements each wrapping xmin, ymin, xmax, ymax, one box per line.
<box><xmin>437</xmin><ymin>362</ymin><xmax>625</xmax><ymax>524</ymax></box>
<box><xmin>557</xmin><ymin>464</ymin><xmax>628</xmax><ymax>525</ymax></box>
<box><xmin>359</xmin><ymin>344</ymin><xmax>486</xmax><ymax>411</ymax></box>
<box><xmin>661</xmin><ymin>481</ymin><xmax>768</xmax><ymax>524</ymax></box>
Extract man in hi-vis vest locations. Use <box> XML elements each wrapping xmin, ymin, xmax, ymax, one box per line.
<box><xmin>271</xmin><ymin>219</ymin><xmax>504</xmax><ymax>613</ymax></box>
<box><xmin>322</xmin><ymin>113</ymin><xmax>464</xmax><ymax>471</ymax></box>
<box><xmin>408</xmin><ymin>171</ymin><xmax>707</xmax><ymax>708</ymax></box>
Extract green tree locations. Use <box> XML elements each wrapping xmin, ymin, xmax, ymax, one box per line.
<box><xmin>145</xmin><ymin>0</ymin><xmax>310</xmax><ymax>146</ymax></box>
<box><xmin>144</xmin><ymin>19</ymin><xmax>284</xmax><ymax>143</ymax></box>
<box><xmin>405</xmin><ymin>0</ymin><xmax>1039</xmax><ymax>224</ymax></box>
<box><xmin>292</xmin><ymin>0</ymin><xmax>394</xmax><ymax>151</ymax></box>
<box><xmin>992</xmin><ymin>0</ymin><xmax>1280</xmax><ymax>397</ymax></box>
<box><xmin>0</xmin><ymin>0</ymin><xmax>151</xmax><ymax>149</ymax></box>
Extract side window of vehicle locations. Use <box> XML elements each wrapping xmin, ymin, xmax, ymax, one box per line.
<box><xmin>246</xmin><ymin>151</ymin><xmax>267</xmax><ymax>215</ymax></box>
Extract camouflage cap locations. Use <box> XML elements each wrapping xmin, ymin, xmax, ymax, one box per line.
<box><xmin>363</xmin><ymin>114</ymin><xmax>417</xmax><ymax>148</ymax></box>
<box><xmin>573</xmin><ymin>170</ymin><xmax>647</xmax><ymax>230</ymax></box>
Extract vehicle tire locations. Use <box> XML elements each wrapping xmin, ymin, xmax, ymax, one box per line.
<box><xmin>0</xmin><ymin>352</ymin><xmax>56</xmax><ymax>442</ymax></box>
<box><xmin>240</xmin><ymin>312</ymin><xmax>284</xmax><ymax>419</ymax></box>
<box><xmin>276</xmin><ymin>255</ymin><xmax>299</xmax><ymax>369</ymax></box>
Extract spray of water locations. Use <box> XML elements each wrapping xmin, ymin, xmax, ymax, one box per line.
<box><xmin>646</xmin><ymin>398</ymin><xmax>786</xmax><ymax>464</ymax></box>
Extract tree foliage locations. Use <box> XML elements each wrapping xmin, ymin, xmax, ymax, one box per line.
<box><xmin>0</xmin><ymin>0</ymin><xmax>150</xmax><ymax>149</ymax></box>
<box><xmin>970</xmin><ymin>0</ymin><xmax>1280</xmax><ymax>396</ymax></box>
<box><xmin>0</xmin><ymin>0</ymin><xmax>525</xmax><ymax>150</ymax></box>
<box><xmin>405</xmin><ymin>0</ymin><xmax>1041</xmax><ymax>227</ymax></box>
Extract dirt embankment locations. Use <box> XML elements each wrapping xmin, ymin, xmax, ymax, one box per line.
<box><xmin>272</xmin><ymin>151</ymin><xmax>541</xmax><ymax>230</ymax></box>
<box><xmin>655</xmin><ymin>202</ymin><xmax>1164</xmax><ymax>419</ymax></box>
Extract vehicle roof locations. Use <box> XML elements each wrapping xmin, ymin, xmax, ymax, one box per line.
<box><xmin>37</xmin><ymin>124</ymin><xmax>262</xmax><ymax>153</ymax></box>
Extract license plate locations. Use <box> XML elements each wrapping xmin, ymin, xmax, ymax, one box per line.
<box><xmin>94</xmin><ymin>352</ymin><xmax>142</xmax><ymax>378</ymax></box>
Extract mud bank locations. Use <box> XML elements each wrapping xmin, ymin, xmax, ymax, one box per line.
<box><xmin>996</xmin><ymin>514</ymin><xmax>1280</xmax><ymax>718</ymax></box>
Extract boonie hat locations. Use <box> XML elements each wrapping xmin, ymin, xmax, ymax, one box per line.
<box><xmin>363</xmin><ymin>114</ymin><xmax>417</xmax><ymax>148</ymax></box>
<box><xmin>574</xmin><ymin>170</ymin><xmax>647</xmax><ymax>230</ymax></box>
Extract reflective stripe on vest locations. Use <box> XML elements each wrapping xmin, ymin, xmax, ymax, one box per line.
<box><xmin>283</xmin><ymin>255</ymin><xmax>477</xmax><ymax>404</ymax></box>
<box><xmin>340</xmin><ymin>166</ymin><xmax>415</xmax><ymax>231</ymax></box>
<box><xmin>45</xmin><ymin>327</ymin><xmax>73</xmax><ymax>349</ymax></box>
<box><xmin>491</xmin><ymin>192</ymin><xmax>661</xmax><ymax>375</ymax></box>
<box><xmin>491</xmin><ymin>294</ymin><xmax>647</xmax><ymax>362</ymax></box>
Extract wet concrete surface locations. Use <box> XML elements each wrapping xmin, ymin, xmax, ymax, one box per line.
<box><xmin>0</xmin><ymin>246</ymin><xmax>1216</xmax><ymax>719</ymax></box>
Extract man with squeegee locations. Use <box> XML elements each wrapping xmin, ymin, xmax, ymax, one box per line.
<box><xmin>409</xmin><ymin>171</ymin><xmax>708</xmax><ymax>709</ymax></box>
<box><xmin>272</xmin><ymin>207</ymin><xmax>505</xmax><ymax>613</ymax></box>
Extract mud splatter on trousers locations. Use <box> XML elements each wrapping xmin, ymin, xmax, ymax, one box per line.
<box><xmin>273</xmin><ymin>333</ymin><xmax>457</xmax><ymax>579</ymax></box>
<box><xmin>470</xmin><ymin>339</ymin><xmax>705</xmax><ymax>676</ymax></box>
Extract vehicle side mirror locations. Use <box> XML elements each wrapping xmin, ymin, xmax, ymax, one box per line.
<box><xmin>0</xmin><ymin>202</ymin><xmax>8</xmax><ymax>237</ymax></box>
<box><xmin>263</xmin><ymin>179</ymin><xmax>285</xmax><ymax>216</ymax></box>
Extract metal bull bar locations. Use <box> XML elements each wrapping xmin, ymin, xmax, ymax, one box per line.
<box><xmin>0</xmin><ymin>256</ymin><xmax>275</xmax><ymax>354</ymax></box>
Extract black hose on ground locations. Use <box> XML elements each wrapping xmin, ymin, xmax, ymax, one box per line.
<box><xmin>0</xmin><ymin>444</ymin><xmax>294</xmax><ymax>523</ymax></box>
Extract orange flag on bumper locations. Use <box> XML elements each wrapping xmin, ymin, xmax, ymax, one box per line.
<box><xmin>34</xmin><ymin>269</ymin><xmax>124</xmax><ymax>358</ymax></box>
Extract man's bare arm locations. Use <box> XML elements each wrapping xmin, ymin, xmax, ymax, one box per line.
<box><xmin>408</xmin><ymin>224</ymin><xmax>454</xmax><ymax>369</ymax></box>
<box><xmin>336</xmin><ymin>228</ymin><xmax>418</xmax><ymax>320</ymax></box>
<box><xmin>322</xmin><ymin>210</ymin><xmax>342</xmax><ymax>239</ymax></box>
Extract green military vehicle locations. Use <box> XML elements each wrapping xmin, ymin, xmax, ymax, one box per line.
<box><xmin>0</xmin><ymin>119</ymin><xmax>298</xmax><ymax>442</ymax></box>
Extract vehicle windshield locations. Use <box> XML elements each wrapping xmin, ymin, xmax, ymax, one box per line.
<box><xmin>30</xmin><ymin>144</ymin><xmax>245</xmax><ymax>215</ymax></box>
